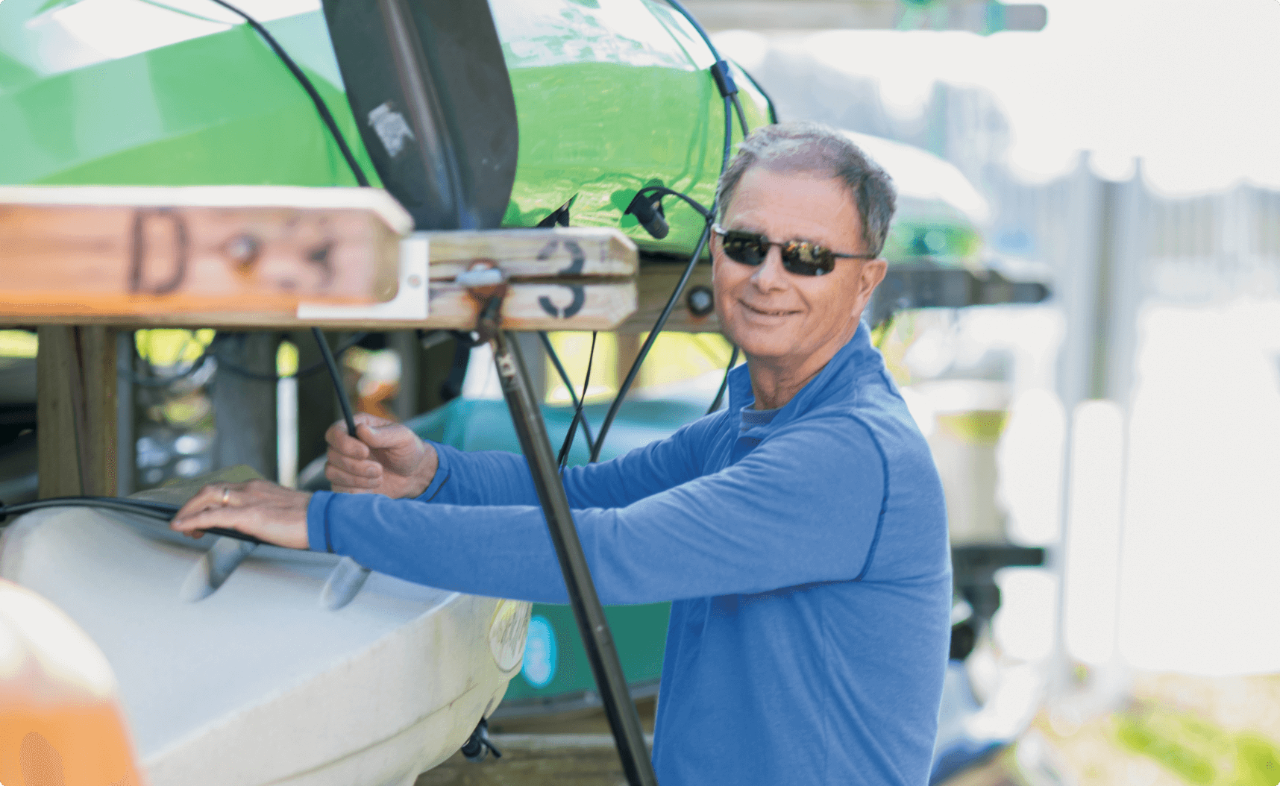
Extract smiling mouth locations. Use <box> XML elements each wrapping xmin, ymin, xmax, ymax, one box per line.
<box><xmin>741</xmin><ymin>301</ymin><xmax>798</xmax><ymax>317</ymax></box>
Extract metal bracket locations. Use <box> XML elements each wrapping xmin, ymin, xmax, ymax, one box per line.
<box><xmin>461</xmin><ymin>259</ymin><xmax>509</xmax><ymax>343</ymax></box>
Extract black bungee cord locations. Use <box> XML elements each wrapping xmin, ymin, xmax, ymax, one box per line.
<box><xmin>129</xmin><ymin>331</ymin><xmax>369</xmax><ymax>389</ymax></box>
<box><xmin>664</xmin><ymin>0</ymin><xmax>751</xmax><ymax>139</ymax></box>
<box><xmin>0</xmin><ymin>334</ymin><xmax>349</xmax><ymax>540</ymax></box>
<box><xmin>220</xmin><ymin>0</ymin><xmax>750</xmax><ymax>459</ymax></box>
<box><xmin>540</xmin><ymin>331</ymin><xmax>597</xmax><ymax>459</ymax></box>
<box><xmin>213</xmin><ymin>332</ymin><xmax>369</xmax><ymax>383</ymax></box>
<box><xmin>556</xmin><ymin>332</ymin><xmax>596</xmax><ymax>469</ymax></box>
<box><xmin>590</xmin><ymin>124</ymin><xmax>736</xmax><ymax>459</ymax></box>
<box><xmin>205</xmin><ymin>0</ymin><xmax>369</xmax><ymax>188</ymax></box>
<box><xmin>0</xmin><ymin>496</ymin><xmax>266</xmax><ymax>545</ymax></box>
<box><xmin>4</xmin><ymin>323</ymin><xmax>352</xmax><ymax>544</ymax></box>
<box><xmin>706</xmin><ymin>345</ymin><xmax>739</xmax><ymax>415</ymax></box>
<box><xmin>311</xmin><ymin>327</ymin><xmax>358</xmax><ymax>438</ymax></box>
<box><xmin>5</xmin><ymin>1</ymin><xmax>753</xmax><ymax>535</ymax></box>
<box><xmin>201</xmin><ymin>0</ymin><xmax>367</xmax><ymax>441</ymax></box>
<box><xmin>585</xmin><ymin>0</ymin><xmax>756</xmax><ymax>460</ymax></box>
<box><xmin>3</xmin><ymin>3</ymin><xmax>357</xmax><ymax>538</ymax></box>
<box><xmin>664</xmin><ymin>0</ymin><xmax>754</xmax><ymax>420</ymax></box>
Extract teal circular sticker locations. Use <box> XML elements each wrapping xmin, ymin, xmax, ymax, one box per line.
<box><xmin>521</xmin><ymin>615</ymin><xmax>557</xmax><ymax>688</ymax></box>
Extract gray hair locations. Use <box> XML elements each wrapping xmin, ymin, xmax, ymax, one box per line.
<box><xmin>715</xmin><ymin>122</ymin><xmax>896</xmax><ymax>257</ymax></box>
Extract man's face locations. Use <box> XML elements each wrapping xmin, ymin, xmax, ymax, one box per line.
<box><xmin>713</xmin><ymin>166</ymin><xmax>887</xmax><ymax>370</ymax></box>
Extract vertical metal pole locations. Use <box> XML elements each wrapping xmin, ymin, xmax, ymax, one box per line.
<box><xmin>489</xmin><ymin>330</ymin><xmax>657</xmax><ymax>786</ymax></box>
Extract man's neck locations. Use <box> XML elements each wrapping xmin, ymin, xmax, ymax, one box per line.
<box><xmin>745</xmin><ymin>346</ymin><xmax>839</xmax><ymax>410</ymax></box>
<box><xmin>742</xmin><ymin>318</ymin><xmax>863</xmax><ymax>410</ymax></box>
<box><xmin>746</xmin><ymin>366</ymin><xmax>818</xmax><ymax>410</ymax></box>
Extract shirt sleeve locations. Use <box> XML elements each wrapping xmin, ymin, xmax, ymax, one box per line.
<box><xmin>307</xmin><ymin>412</ymin><xmax>887</xmax><ymax>605</ymax></box>
<box><xmin>409</xmin><ymin>411</ymin><xmax>727</xmax><ymax>509</ymax></box>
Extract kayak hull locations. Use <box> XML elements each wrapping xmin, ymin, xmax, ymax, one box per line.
<box><xmin>0</xmin><ymin>483</ymin><xmax>530</xmax><ymax>786</ymax></box>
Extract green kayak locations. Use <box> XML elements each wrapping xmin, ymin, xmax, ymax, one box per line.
<box><xmin>0</xmin><ymin>0</ymin><xmax>770</xmax><ymax>256</ymax></box>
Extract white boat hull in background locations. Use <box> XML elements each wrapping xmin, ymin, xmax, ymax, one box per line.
<box><xmin>0</xmin><ymin>483</ymin><xmax>530</xmax><ymax>786</ymax></box>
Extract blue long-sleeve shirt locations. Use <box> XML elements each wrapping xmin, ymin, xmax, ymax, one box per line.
<box><xmin>306</xmin><ymin>323</ymin><xmax>951</xmax><ymax>785</ymax></box>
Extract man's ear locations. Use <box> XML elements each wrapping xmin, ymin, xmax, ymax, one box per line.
<box><xmin>857</xmin><ymin>259</ymin><xmax>888</xmax><ymax>303</ymax></box>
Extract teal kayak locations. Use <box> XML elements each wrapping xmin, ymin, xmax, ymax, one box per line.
<box><xmin>405</xmin><ymin>395</ymin><xmax>700</xmax><ymax>707</ymax></box>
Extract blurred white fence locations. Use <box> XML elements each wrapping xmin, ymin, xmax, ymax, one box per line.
<box><xmin>986</xmin><ymin>156</ymin><xmax>1280</xmax><ymax>408</ymax></box>
<box><xmin>986</xmin><ymin>158</ymin><xmax>1280</xmax><ymax>675</ymax></box>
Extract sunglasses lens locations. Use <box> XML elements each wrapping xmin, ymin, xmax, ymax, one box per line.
<box><xmin>721</xmin><ymin>231</ymin><xmax>769</xmax><ymax>266</ymax></box>
<box><xmin>780</xmin><ymin>242</ymin><xmax>834</xmax><ymax>276</ymax></box>
<box><xmin>717</xmin><ymin>229</ymin><xmax>838</xmax><ymax>276</ymax></box>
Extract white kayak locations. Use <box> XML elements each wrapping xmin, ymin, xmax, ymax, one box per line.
<box><xmin>0</xmin><ymin>474</ymin><xmax>530</xmax><ymax>786</ymax></box>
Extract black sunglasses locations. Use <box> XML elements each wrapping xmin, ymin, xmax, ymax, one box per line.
<box><xmin>712</xmin><ymin>224</ymin><xmax>876</xmax><ymax>277</ymax></box>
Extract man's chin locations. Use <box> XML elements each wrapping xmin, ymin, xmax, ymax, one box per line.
<box><xmin>734</xmin><ymin>336</ymin><xmax>800</xmax><ymax>362</ymax></box>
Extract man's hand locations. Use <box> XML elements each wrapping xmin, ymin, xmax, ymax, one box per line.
<box><xmin>170</xmin><ymin>480</ymin><xmax>311</xmax><ymax>549</ymax></box>
<box><xmin>324</xmin><ymin>412</ymin><xmax>438</xmax><ymax>498</ymax></box>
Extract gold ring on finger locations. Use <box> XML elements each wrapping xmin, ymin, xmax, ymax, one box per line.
<box><xmin>221</xmin><ymin>487</ymin><xmax>231</xmax><ymax>506</ymax></box>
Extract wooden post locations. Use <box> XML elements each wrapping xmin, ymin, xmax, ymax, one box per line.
<box><xmin>36</xmin><ymin>326</ymin><xmax>118</xmax><ymax>498</ymax></box>
<box><xmin>390</xmin><ymin>331</ymin><xmax>421</xmax><ymax>423</ymax></box>
<box><xmin>614</xmin><ymin>333</ymin><xmax>641</xmax><ymax>394</ymax></box>
<box><xmin>212</xmin><ymin>332</ymin><xmax>279</xmax><ymax>480</ymax></box>
<box><xmin>114</xmin><ymin>331</ymin><xmax>136</xmax><ymax>496</ymax></box>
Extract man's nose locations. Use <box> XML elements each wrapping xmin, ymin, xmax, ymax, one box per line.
<box><xmin>750</xmin><ymin>245</ymin><xmax>788</xmax><ymax>290</ymax></box>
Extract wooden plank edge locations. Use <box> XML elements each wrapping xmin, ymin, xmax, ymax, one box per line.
<box><xmin>426</xmin><ymin>228</ymin><xmax>638</xmax><ymax>280</ymax></box>
<box><xmin>0</xmin><ymin>282</ymin><xmax>638</xmax><ymax>332</ymax></box>
<box><xmin>0</xmin><ymin>185</ymin><xmax>414</xmax><ymax>236</ymax></box>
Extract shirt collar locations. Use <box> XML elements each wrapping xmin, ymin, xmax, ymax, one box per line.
<box><xmin>726</xmin><ymin>321</ymin><xmax>883</xmax><ymax>422</ymax></box>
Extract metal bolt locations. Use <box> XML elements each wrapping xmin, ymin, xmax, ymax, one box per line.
<box><xmin>686</xmin><ymin>284</ymin><xmax>715</xmax><ymax>317</ymax></box>
<box><xmin>225</xmin><ymin>234</ymin><xmax>260</xmax><ymax>269</ymax></box>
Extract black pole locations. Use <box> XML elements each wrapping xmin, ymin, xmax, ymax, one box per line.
<box><xmin>489</xmin><ymin>330</ymin><xmax>657</xmax><ymax>786</ymax></box>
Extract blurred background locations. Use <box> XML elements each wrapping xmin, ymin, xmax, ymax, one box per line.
<box><xmin>704</xmin><ymin>1</ymin><xmax>1280</xmax><ymax>782</ymax></box>
<box><xmin>3</xmin><ymin>0</ymin><xmax>1280</xmax><ymax>783</ymax></box>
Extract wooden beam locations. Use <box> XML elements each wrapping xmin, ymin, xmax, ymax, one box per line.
<box><xmin>425</xmin><ymin>229</ymin><xmax>636</xmax><ymax>281</ymax></box>
<box><xmin>0</xmin><ymin>282</ymin><xmax>637</xmax><ymax>331</ymax></box>
<box><xmin>36</xmin><ymin>326</ymin><xmax>118</xmax><ymax>498</ymax></box>
<box><xmin>0</xmin><ymin>187</ymin><xmax>640</xmax><ymax>331</ymax></box>
<box><xmin>424</xmin><ymin>282</ymin><xmax>636</xmax><ymax>332</ymax></box>
<box><xmin>683</xmin><ymin>0</ymin><xmax>899</xmax><ymax>29</ymax></box>
<box><xmin>0</xmin><ymin>186</ymin><xmax>408</xmax><ymax>319</ymax></box>
<box><xmin>616</xmin><ymin>262</ymin><xmax>719</xmax><ymax>334</ymax></box>
<box><xmin>680</xmin><ymin>0</ymin><xmax>1046</xmax><ymax>32</ymax></box>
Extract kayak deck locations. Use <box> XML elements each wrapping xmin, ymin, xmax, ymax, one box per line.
<box><xmin>0</xmin><ymin>492</ymin><xmax>528</xmax><ymax>786</ymax></box>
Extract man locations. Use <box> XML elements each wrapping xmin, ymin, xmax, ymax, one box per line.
<box><xmin>173</xmin><ymin>122</ymin><xmax>952</xmax><ymax>785</ymax></box>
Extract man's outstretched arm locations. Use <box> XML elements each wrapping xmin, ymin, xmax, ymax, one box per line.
<box><xmin>323</xmin><ymin>410</ymin><xmax>726</xmax><ymax>510</ymax></box>
<box><xmin>303</xmin><ymin>413</ymin><xmax>898</xmax><ymax>605</ymax></box>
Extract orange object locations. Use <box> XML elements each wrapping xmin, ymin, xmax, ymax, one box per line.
<box><xmin>0</xmin><ymin>579</ymin><xmax>144</xmax><ymax>786</ymax></box>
